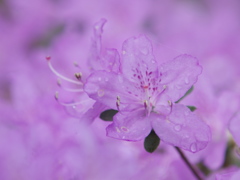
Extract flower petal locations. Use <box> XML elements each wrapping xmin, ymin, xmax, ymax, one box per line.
<box><xmin>106</xmin><ymin>110</ymin><xmax>152</xmax><ymax>141</ymax></box>
<box><xmin>159</xmin><ymin>54</ymin><xmax>202</xmax><ymax>102</ymax></box>
<box><xmin>88</xmin><ymin>19</ymin><xmax>121</xmax><ymax>73</ymax></box>
<box><xmin>84</xmin><ymin>70</ymin><xmax>140</xmax><ymax>110</ymax></box>
<box><xmin>102</xmin><ymin>48</ymin><xmax>121</xmax><ymax>73</ymax></box>
<box><xmin>121</xmin><ymin>35</ymin><xmax>158</xmax><ymax>84</ymax></box>
<box><xmin>152</xmin><ymin>104</ymin><xmax>211</xmax><ymax>152</ymax></box>
<box><xmin>80</xmin><ymin>101</ymin><xmax>108</xmax><ymax>124</ymax></box>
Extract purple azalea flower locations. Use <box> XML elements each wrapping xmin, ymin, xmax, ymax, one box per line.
<box><xmin>84</xmin><ymin>34</ymin><xmax>211</xmax><ymax>152</ymax></box>
<box><xmin>46</xmin><ymin>19</ymin><xmax>120</xmax><ymax>123</ymax></box>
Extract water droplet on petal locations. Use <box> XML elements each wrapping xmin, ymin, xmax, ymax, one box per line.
<box><xmin>174</xmin><ymin>125</ymin><xmax>181</xmax><ymax>131</ymax></box>
<box><xmin>143</xmin><ymin>63</ymin><xmax>147</xmax><ymax>67</ymax></box>
<box><xmin>118</xmin><ymin>76</ymin><xmax>123</xmax><ymax>83</ymax></box>
<box><xmin>115</xmin><ymin>127</ymin><xmax>121</xmax><ymax>133</ymax></box>
<box><xmin>121</xmin><ymin>126</ymin><xmax>129</xmax><ymax>132</ymax></box>
<box><xmin>97</xmin><ymin>89</ymin><xmax>105</xmax><ymax>97</ymax></box>
<box><xmin>176</xmin><ymin>84</ymin><xmax>182</xmax><ymax>89</ymax></box>
<box><xmin>184</xmin><ymin>78</ymin><xmax>189</xmax><ymax>84</ymax></box>
<box><xmin>190</xmin><ymin>143</ymin><xmax>197</xmax><ymax>152</ymax></box>
<box><xmin>184</xmin><ymin>110</ymin><xmax>190</xmax><ymax>116</ymax></box>
<box><xmin>141</xmin><ymin>48</ymin><xmax>148</xmax><ymax>55</ymax></box>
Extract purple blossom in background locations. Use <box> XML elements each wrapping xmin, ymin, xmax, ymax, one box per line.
<box><xmin>1</xmin><ymin>0</ymin><xmax>240</xmax><ymax>179</ymax></box>
<box><xmin>85</xmin><ymin>34</ymin><xmax>211</xmax><ymax>152</ymax></box>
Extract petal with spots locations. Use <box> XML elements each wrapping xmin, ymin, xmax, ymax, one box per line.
<box><xmin>106</xmin><ymin>110</ymin><xmax>152</xmax><ymax>141</ymax></box>
<box><xmin>152</xmin><ymin>104</ymin><xmax>211</xmax><ymax>152</ymax></box>
<box><xmin>159</xmin><ymin>54</ymin><xmax>202</xmax><ymax>102</ymax></box>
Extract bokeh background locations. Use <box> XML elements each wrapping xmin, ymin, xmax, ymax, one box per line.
<box><xmin>0</xmin><ymin>0</ymin><xmax>240</xmax><ymax>179</ymax></box>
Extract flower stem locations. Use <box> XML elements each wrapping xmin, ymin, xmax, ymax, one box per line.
<box><xmin>175</xmin><ymin>147</ymin><xmax>203</xmax><ymax>180</ymax></box>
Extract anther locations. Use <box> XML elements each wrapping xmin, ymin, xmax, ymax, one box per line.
<box><xmin>144</xmin><ymin>100</ymin><xmax>148</xmax><ymax>109</ymax></box>
<box><xmin>142</xmin><ymin>85</ymin><xmax>149</xmax><ymax>89</ymax></box>
<box><xmin>73</xmin><ymin>61</ymin><xmax>79</xmax><ymax>67</ymax></box>
<box><xmin>168</xmin><ymin>100</ymin><xmax>172</xmax><ymax>106</ymax></box>
<box><xmin>55</xmin><ymin>91</ymin><xmax>59</xmax><ymax>100</ymax></box>
<box><xmin>74</xmin><ymin>72</ymin><xmax>82</xmax><ymax>80</ymax></box>
<box><xmin>57</xmin><ymin>79</ymin><xmax>61</xmax><ymax>86</ymax></box>
<box><xmin>46</xmin><ymin>56</ymin><xmax>51</xmax><ymax>61</ymax></box>
<box><xmin>116</xmin><ymin>96</ymin><xmax>120</xmax><ymax>110</ymax></box>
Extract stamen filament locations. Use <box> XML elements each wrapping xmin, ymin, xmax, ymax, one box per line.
<box><xmin>46</xmin><ymin>57</ymin><xmax>82</xmax><ymax>85</ymax></box>
<box><xmin>57</xmin><ymin>80</ymin><xmax>83</xmax><ymax>92</ymax></box>
<box><xmin>55</xmin><ymin>92</ymin><xmax>88</xmax><ymax>107</ymax></box>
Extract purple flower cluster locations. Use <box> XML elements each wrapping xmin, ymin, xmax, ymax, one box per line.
<box><xmin>0</xmin><ymin>0</ymin><xmax>240</xmax><ymax>179</ymax></box>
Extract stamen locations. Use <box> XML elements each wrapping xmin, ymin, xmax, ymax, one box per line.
<box><xmin>57</xmin><ymin>101</ymin><xmax>84</xmax><ymax>107</ymax></box>
<box><xmin>60</xmin><ymin>87</ymin><xmax>83</xmax><ymax>92</ymax></box>
<box><xmin>55</xmin><ymin>91</ymin><xmax>59</xmax><ymax>101</ymax></box>
<box><xmin>57</xmin><ymin>79</ymin><xmax>61</xmax><ymax>86</ymax></box>
<box><xmin>57</xmin><ymin>79</ymin><xmax>83</xmax><ymax>92</ymax></box>
<box><xmin>116</xmin><ymin>96</ymin><xmax>120</xmax><ymax>110</ymax></box>
<box><xmin>144</xmin><ymin>100</ymin><xmax>148</xmax><ymax>109</ymax></box>
<box><xmin>168</xmin><ymin>100</ymin><xmax>172</xmax><ymax>106</ymax></box>
<box><xmin>75</xmin><ymin>72</ymin><xmax>82</xmax><ymax>80</ymax></box>
<box><xmin>54</xmin><ymin>91</ymin><xmax>87</xmax><ymax>106</ymax></box>
<box><xmin>73</xmin><ymin>61</ymin><xmax>79</xmax><ymax>67</ymax></box>
<box><xmin>46</xmin><ymin>56</ymin><xmax>82</xmax><ymax>85</ymax></box>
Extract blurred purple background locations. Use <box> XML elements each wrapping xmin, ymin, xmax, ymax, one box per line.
<box><xmin>0</xmin><ymin>0</ymin><xmax>240</xmax><ymax>179</ymax></box>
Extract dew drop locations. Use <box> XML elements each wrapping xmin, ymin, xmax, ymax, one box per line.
<box><xmin>184</xmin><ymin>78</ymin><xmax>189</xmax><ymax>84</ymax></box>
<box><xmin>115</xmin><ymin>127</ymin><xmax>121</xmax><ymax>133</ymax></box>
<box><xmin>97</xmin><ymin>89</ymin><xmax>105</xmax><ymax>97</ymax></box>
<box><xmin>143</xmin><ymin>63</ymin><xmax>147</xmax><ymax>67</ymax></box>
<box><xmin>121</xmin><ymin>126</ymin><xmax>129</xmax><ymax>132</ymax></box>
<box><xmin>141</xmin><ymin>48</ymin><xmax>149</xmax><ymax>55</ymax></box>
<box><xmin>118</xmin><ymin>76</ymin><xmax>123</xmax><ymax>83</ymax></box>
<box><xmin>174</xmin><ymin>125</ymin><xmax>181</xmax><ymax>131</ymax></box>
<box><xmin>190</xmin><ymin>143</ymin><xmax>197</xmax><ymax>153</ymax></box>
<box><xmin>176</xmin><ymin>85</ymin><xmax>182</xmax><ymax>90</ymax></box>
<box><xmin>184</xmin><ymin>110</ymin><xmax>190</xmax><ymax>116</ymax></box>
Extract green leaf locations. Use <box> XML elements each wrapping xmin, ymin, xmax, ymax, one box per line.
<box><xmin>187</xmin><ymin>106</ymin><xmax>197</xmax><ymax>112</ymax></box>
<box><xmin>99</xmin><ymin>109</ymin><xmax>118</xmax><ymax>121</ymax></box>
<box><xmin>175</xmin><ymin>86</ymin><xmax>194</xmax><ymax>103</ymax></box>
<box><xmin>144</xmin><ymin>130</ymin><xmax>160</xmax><ymax>153</ymax></box>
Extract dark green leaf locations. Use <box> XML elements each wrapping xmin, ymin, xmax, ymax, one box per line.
<box><xmin>187</xmin><ymin>106</ymin><xmax>197</xmax><ymax>112</ymax></box>
<box><xmin>100</xmin><ymin>109</ymin><xmax>118</xmax><ymax>121</ymax></box>
<box><xmin>144</xmin><ymin>130</ymin><xmax>160</xmax><ymax>153</ymax></box>
<box><xmin>175</xmin><ymin>86</ymin><xmax>194</xmax><ymax>103</ymax></box>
